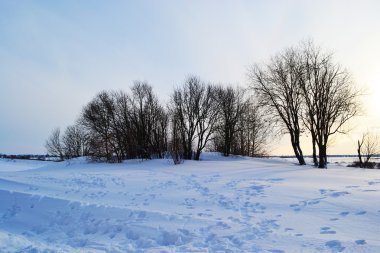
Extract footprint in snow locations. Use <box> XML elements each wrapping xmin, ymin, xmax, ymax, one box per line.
<box><xmin>204</xmin><ymin>221</ymin><xmax>231</xmax><ymax>232</ymax></box>
<box><xmin>182</xmin><ymin>198</ymin><xmax>196</xmax><ymax>209</ymax></box>
<box><xmin>307</xmin><ymin>199</ymin><xmax>321</xmax><ymax>205</ymax></box>
<box><xmin>330</xmin><ymin>191</ymin><xmax>350</xmax><ymax>198</ymax></box>
<box><xmin>345</xmin><ymin>185</ymin><xmax>360</xmax><ymax>189</ymax></box>
<box><xmin>355</xmin><ymin>240</ymin><xmax>366</xmax><ymax>245</ymax></box>
<box><xmin>289</xmin><ymin>203</ymin><xmax>302</xmax><ymax>212</ymax></box>
<box><xmin>290</xmin><ymin>198</ymin><xmax>322</xmax><ymax>212</ymax></box>
<box><xmin>320</xmin><ymin>227</ymin><xmax>336</xmax><ymax>234</ymax></box>
<box><xmin>268</xmin><ymin>250</ymin><xmax>284</xmax><ymax>253</ymax></box>
<box><xmin>339</xmin><ymin>211</ymin><xmax>349</xmax><ymax>217</ymax></box>
<box><xmin>355</xmin><ymin>211</ymin><xmax>366</xmax><ymax>215</ymax></box>
<box><xmin>197</xmin><ymin>212</ymin><xmax>212</xmax><ymax>217</ymax></box>
<box><xmin>368</xmin><ymin>180</ymin><xmax>380</xmax><ymax>185</ymax></box>
<box><xmin>228</xmin><ymin>216</ymin><xmax>240</xmax><ymax>223</ymax></box>
<box><xmin>362</xmin><ymin>189</ymin><xmax>378</xmax><ymax>192</ymax></box>
<box><xmin>263</xmin><ymin>178</ymin><xmax>284</xmax><ymax>183</ymax></box>
<box><xmin>319</xmin><ymin>189</ymin><xmax>350</xmax><ymax>198</ymax></box>
<box><xmin>325</xmin><ymin>240</ymin><xmax>345</xmax><ymax>252</ymax></box>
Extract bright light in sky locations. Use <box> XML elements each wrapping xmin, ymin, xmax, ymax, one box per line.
<box><xmin>1</xmin><ymin>0</ymin><xmax>380</xmax><ymax>155</ymax></box>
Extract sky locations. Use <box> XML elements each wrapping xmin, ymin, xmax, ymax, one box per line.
<box><xmin>1</xmin><ymin>0</ymin><xmax>380</xmax><ymax>155</ymax></box>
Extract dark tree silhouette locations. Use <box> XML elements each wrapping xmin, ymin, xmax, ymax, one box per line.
<box><xmin>130</xmin><ymin>82</ymin><xmax>168</xmax><ymax>159</ymax></box>
<box><xmin>357</xmin><ymin>132</ymin><xmax>378</xmax><ymax>168</ymax></box>
<box><xmin>62</xmin><ymin>124</ymin><xmax>88</xmax><ymax>159</ymax></box>
<box><xmin>45</xmin><ymin>128</ymin><xmax>64</xmax><ymax>160</ymax></box>
<box><xmin>213</xmin><ymin>86</ymin><xmax>247</xmax><ymax>157</ymax></box>
<box><xmin>233</xmin><ymin>98</ymin><xmax>272</xmax><ymax>157</ymax></box>
<box><xmin>249</xmin><ymin>49</ymin><xmax>306</xmax><ymax>165</ymax></box>
<box><xmin>169</xmin><ymin>76</ymin><xmax>217</xmax><ymax>160</ymax></box>
<box><xmin>299</xmin><ymin>42</ymin><xmax>360</xmax><ymax>168</ymax></box>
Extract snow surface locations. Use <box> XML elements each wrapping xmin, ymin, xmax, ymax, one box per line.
<box><xmin>0</xmin><ymin>154</ymin><xmax>379</xmax><ymax>252</ymax></box>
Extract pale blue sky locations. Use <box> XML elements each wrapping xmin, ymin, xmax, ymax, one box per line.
<box><xmin>1</xmin><ymin>0</ymin><xmax>380</xmax><ymax>154</ymax></box>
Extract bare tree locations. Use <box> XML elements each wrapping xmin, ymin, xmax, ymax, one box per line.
<box><xmin>113</xmin><ymin>90</ymin><xmax>136</xmax><ymax>159</ymax></box>
<box><xmin>77</xmin><ymin>84</ymin><xmax>168</xmax><ymax>163</ymax></box>
<box><xmin>249</xmin><ymin>48</ymin><xmax>306</xmax><ymax>165</ymax></box>
<box><xmin>80</xmin><ymin>91</ymin><xmax>117</xmax><ymax>162</ymax></box>
<box><xmin>171</xmin><ymin>76</ymin><xmax>198</xmax><ymax>160</ymax></box>
<box><xmin>194</xmin><ymin>84</ymin><xmax>218</xmax><ymax>160</ymax></box>
<box><xmin>213</xmin><ymin>85</ymin><xmax>247</xmax><ymax>157</ymax></box>
<box><xmin>169</xmin><ymin>76</ymin><xmax>216</xmax><ymax>160</ymax></box>
<box><xmin>299</xmin><ymin>42</ymin><xmax>360</xmax><ymax>168</ymax></box>
<box><xmin>62</xmin><ymin>124</ymin><xmax>88</xmax><ymax>159</ymax></box>
<box><xmin>150</xmin><ymin>106</ymin><xmax>169</xmax><ymax>158</ymax></box>
<box><xmin>45</xmin><ymin>128</ymin><xmax>64</xmax><ymax>160</ymax></box>
<box><xmin>357</xmin><ymin>132</ymin><xmax>379</xmax><ymax>168</ymax></box>
<box><xmin>130</xmin><ymin>82</ymin><xmax>168</xmax><ymax>159</ymax></box>
<box><xmin>169</xmin><ymin>113</ymin><xmax>184</xmax><ymax>164</ymax></box>
<box><xmin>234</xmin><ymin>97</ymin><xmax>272</xmax><ymax>157</ymax></box>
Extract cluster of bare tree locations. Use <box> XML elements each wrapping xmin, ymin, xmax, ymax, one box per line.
<box><xmin>46</xmin><ymin>82</ymin><xmax>168</xmax><ymax>162</ymax></box>
<box><xmin>79</xmin><ymin>82</ymin><xmax>168</xmax><ymax>162</ymax></box>
<box><xmin>46</xmin><ymin>41</ymin><xmax>363</xmax><ymax>167</ymax></box>
<box><xmin>45</xmin><ymin>126</ymin><xmax>87</xmax><ymax>160</ymax></box>
<box><xmin>169</xmin><ymin>78</ymin><xmax>271</xmax><ymax>162</ymax></box>
<box><xmin>211</xmin><ymin>87</ymin><xmax>270</xmax><ymax>157</ymax></box>
<box><xmin>249</xmin><ymin>41</ymin><xmax>361</xmax><ymax>168</ymax></box>
<box><xmin>46</xmin><ymin>78</ymin><xmax>271</xmax><ymax>163</ymax></box>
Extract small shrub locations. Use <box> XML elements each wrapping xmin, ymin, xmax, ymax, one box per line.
<box><xmin>347</xmin><ymin>161</ymin><xmax>361</xmax><ymax>168</ymax></box>
<box><xmin>347</xmin><ymin>161</ymin><xmax>378</xmax><ymax>169</ymax></box>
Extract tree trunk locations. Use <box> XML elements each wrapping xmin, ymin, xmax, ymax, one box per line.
<box><xmin>296</xmin><ymin>145</ymin><xmax>306</xmax><ymax>165</ymax></box>
<box><xmin>357</xmin><ymin>140</ymin><xmax>363</xmax><ymax>168</ymax></box>
<box><xmin>194</xmin><ymin>150</ymin><xmax>201</xmax><ymax>161</ymax></box>
<box><xmin>223</xmin><ymin>130</ymin><xmax>230</xmax><ymax>156</ymax></box>
<box><xmin>311</xmin><ymin>134</ymin><xmax>318</xmax><ymax>166</ymax></box>
<box><xmin>318</xmin><ymin>144</ymin><xmax>327</xmax><ymax>169</ymax></box>
<box><xmin>289</xmin><ymin>132</ymin><xmax>305</xmax><ymax>165</ymax></box>
<box><xmin>185</xmin><ymin>139</ymin><xmax>193</xmax><ymax>160</ymax></box>
<box><xmin>224</xmin><ymin>140</ymin><xmax>230</xmax><ymax>156</ymax></box>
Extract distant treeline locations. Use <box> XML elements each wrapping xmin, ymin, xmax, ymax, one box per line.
<box><xmin>0</xmin><ymin>154</ymin><xmax>56</xmax><ymax>161</ymax></box>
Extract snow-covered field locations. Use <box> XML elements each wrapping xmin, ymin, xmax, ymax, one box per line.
<box><xmin>0</xmin><ymin>154</ymin><xmax>379</xmax><ymax>253</ymax></box>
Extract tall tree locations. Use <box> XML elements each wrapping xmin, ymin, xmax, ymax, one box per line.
<box><xmin>169</xmin><ymin>112</ymin><xmax>184</xmax><ymax>164</ymax></box>
<box><xmin>233</xmin><ymin>98</ymin><xmax>272</xmax><ymax>157</ymax></box>
<box><xmin>62</xmin><ymin>124</ymin><xmax>88</xmax><ymax>159</ymax></box>
<box><xmin>45</xmin><ymin>128</ymin><xmax>64</xmax><ymax>160</ymax></box>
<box><xmin>169</xmin><ymin>76</ymin><xmax>217</xmax><ymax>160</ymax></box>
<box><xmin>249</xmin><ymin>48</ymin><xmax>306</xmax><ymax>165</ymax></box>
<box><xmin>194</xmin><ymin>84</ymin><xmax>218</xmax><ymax>160</ymax></box>
<box><xmin>130</xmin><ymin>82</ymin><xmax>167</xmax><ymax>159</ymax></box>
<box><xmin>299</xmin><ymin>42</ymin><xmax>360</xmax><ymax>168</ymax></box>
<box><xmin>214</xmin><ymin>86</ymin><xmax>247</xmax><ymax>157</ymax></box>
<box><xmin>80</xmin><ymin>91</ymin><xmax>118</xmax><ymax>162</ymax></box>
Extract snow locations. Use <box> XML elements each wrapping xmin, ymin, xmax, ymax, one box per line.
<box><xmin>0</xmin><ymin>154</ymin><xmax>380</xmax><ymax>252</ymax></box>
<box><xmin>0</xmin><ymin>159</ymin><xmax>56</xmax><ymax>172</ymax></box>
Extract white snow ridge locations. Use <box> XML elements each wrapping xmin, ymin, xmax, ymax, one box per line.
<box><xmin>0</xmin><ymin>153</ymin><xmax>380</xmax><ymax>252</ymax></box>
